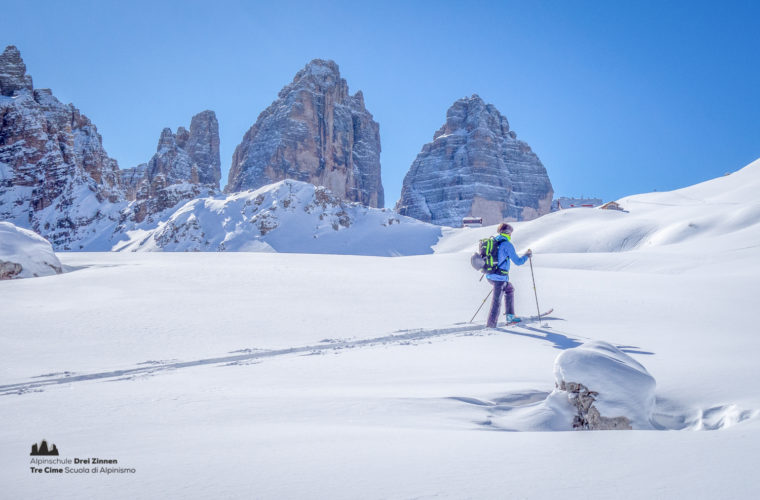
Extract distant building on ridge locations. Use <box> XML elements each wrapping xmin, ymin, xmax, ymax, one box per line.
<box><xmin>462</xmin><ymin>217</ymin><xmax>483</xmax><ymax>228</ymax></box>
<box><xmin>599</xmin><ymin>201</ymin><xmax>625</xmax><ymax>211</ymax></box>
<box><xmin>551</xmin><ymin>197</ymin><xmax>603</xmax><ymax>211</ymax></box>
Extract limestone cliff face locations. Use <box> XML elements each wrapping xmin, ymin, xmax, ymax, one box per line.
<box><xmin>225</xmin><ymin>59</ymin><xmax>384</xmax><ymax>208</ymax></box>
<box><xmin>120</xmin><ymin>110</ymin><xmax>221</xmax><ymax>222</ymax></box>
<box><xmin>396</xmin><ymin>95</ymin><xmax>553</xmax><ymax>227</ymax></box>
<box><xmin>0</xmin><ymin>45</ymin><xmax>124</xmax><ymax>249</ymax></box>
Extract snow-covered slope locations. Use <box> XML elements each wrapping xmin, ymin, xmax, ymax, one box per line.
<box><xmin>518</xmin><ymin>159</ymin><xmax>760</xmax><ymax>253</ymax></box>
<box><xmin>436</xmin><ymin>159</ymin><xmax>760</xmax><ymax>260</ymax></box>
<box><xmin>0</xmin><ymin>221</ymin><xmax>62</xmax><ymax>279</ymax></box>
<box><xmin>2</xmin><ymin>161</ymin><xmax>760</xmax><ymax>499</ymax></box>
<box><xmin>114</xmin><ymin>180</ymin><xmax>442</xmax><ymax>255</ymax></box>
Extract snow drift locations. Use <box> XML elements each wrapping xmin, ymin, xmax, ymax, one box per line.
<box><xmin>0</xmin><ymin>221</ymin><xmax>62</xmax><ymax>279</ymax></box>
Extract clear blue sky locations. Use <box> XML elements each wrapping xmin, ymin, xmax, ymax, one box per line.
<box><xmin>3</xmin><ymin>0</ymin><xmax>759</xmax><ymax>206</ymax></box>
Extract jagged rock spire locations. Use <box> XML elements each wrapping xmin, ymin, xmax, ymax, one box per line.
<box><xmin>0</xmin><ymin>45</ymin><xmax>33</xmax><ymax>96</ymax></box>
<box><xmin>396</xmin><ymin>94</ymin><xmax>553</xmax><ymax>227</ymax></box>
<box><xmin>225</xmin><ymin>59</ymin><xmax>384</xmax><ymax>208</ymax></box>
<box><xmin>119</xmin><ymin>110</ymin><xmax>221</xmax><ymax>222</ymax></box>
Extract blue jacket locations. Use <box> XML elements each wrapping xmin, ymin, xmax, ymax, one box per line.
<box><xmin>486</xmin><ymin>234</ymin><xmax>528</xmax><ymax>282</ymax></box>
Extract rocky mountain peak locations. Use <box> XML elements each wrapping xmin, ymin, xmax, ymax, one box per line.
<box><xmin>433</xmin><ymin>94</ymin><xmax>511</xmax><ymax>141</ymax></box>
<box><xmin>0</xmin><ymin>47</ymin><xmax>219</xmax><ymax>249</ymax></box>
<box><xmin>279</xmin><ymin>59</ymin><xmax>346</xmax><ymax>98</ymax></box>
<box><xmin>0</xmin><ymin>46</ymin><xmax>125</xmax><ymax>248</ymax></box>
<box><xmin>226</xmin><ymin>60</ymin><xmax>384</xmax><ymax>207</ymax></box>
<box><xmin>0</xmin><ymin>45</ymin><xmax>33</xmax><ymax>96</ymax></box>
<box><xmin>396</xmin><ymin>95</ymin><xmax>553</xmax><ymax>227</ymax></box>
<box><xmin>185</xmin><ymin>110</ymin><xmax>220</xmax><ymax>187</ymax></box>
<box><xmin>138</xmin><ymin>111</ymin><xmax>221</xmax><ymax>189</ymax></box>
<box><xmin>119</xmin><ymin>110</ymin><xmax>221</xmax><ymax>222</ymax></box>
<box><xmin>157</xmin><ymin>128</ymin><xmax>176</xmax><ymax>151</ymax></box>
<box><xmin>301</xmin><ymin>58</ymin><xmax>341</xmax><ymax>78</ymax></box>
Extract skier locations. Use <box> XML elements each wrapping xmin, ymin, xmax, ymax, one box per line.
<box><xmin>485</xmin><ymin>223</ymin><xmax>532</xmax><ymax>328</ymax></box>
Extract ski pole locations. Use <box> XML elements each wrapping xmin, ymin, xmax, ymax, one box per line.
<box><xmin>469</xmin><ymin>288</ymin><xmax>493</xmax><ymax>323</ymax></box>
<box><xmin>528</xmin><ymin>254</ymin><xmax>544</xmax><ymax>326</ymax></box>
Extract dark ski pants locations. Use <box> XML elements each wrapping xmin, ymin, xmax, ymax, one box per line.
<box><xmin>486</xmin><ymin>280</ymin><xmax>514</xmax><ymax>328</ymax></box>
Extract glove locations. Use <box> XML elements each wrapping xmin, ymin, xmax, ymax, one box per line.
<box><xmin>524</xmin><ymin>249</ymin><xmax>533</xmax><ymax>258</ymax></box>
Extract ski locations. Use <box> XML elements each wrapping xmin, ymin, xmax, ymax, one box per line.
<box><xmin>503</xmin><ymin>308</ymin><xmax>554</xmax><ymax>327</ymax></box>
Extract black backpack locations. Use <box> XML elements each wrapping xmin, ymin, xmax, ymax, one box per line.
<box><xmin>470</xmin><ymin>236</ymin><xmax>504</xmax><ymax>274</ymax></box>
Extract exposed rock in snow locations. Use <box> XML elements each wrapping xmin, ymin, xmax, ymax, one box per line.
<box><xmin>558</xmin><ymin>381</ymin><xmax>633</xmax><ymax>430</ymax></box>
<box><xmin>120</xmin><ymin>110</ymin><xmax>221</xmax><ymax>222</ymax></box>
<box><xmin>0</xmin><ymin>221</ymin><xmax>62</xmax><ymax>279</ymax></box>
<box><xmin>396</xmin><ymin>94</ymin><xmax>553</xmax><ymax>227</ymax></box>
<box><xmin>118</xmin><ymin>180</ymin><xmax>439</xmax><ymax>255</ymax></box>
<box><xmin>0</xmin><ymin>45</ymin><xmax>125</xmax><ymax>250</ymax></box>
<box><xmin>554</xmin><ymin>341</ymin><xmax>656</xmax><ymax>430</ymax></box>
<box><xmin>225</xmin><ymin>59</ymin><xmax>384</xmax><ymax>208</ymax></box>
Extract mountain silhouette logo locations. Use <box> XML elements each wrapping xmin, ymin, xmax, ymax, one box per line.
<box><xmin>30</xmin><ymin>440</ymin><xmax>59</xmax><ymax>456</ymax></box>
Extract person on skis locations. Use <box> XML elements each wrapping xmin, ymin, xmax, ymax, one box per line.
<box><xmin>486</xmin><ymin>223</ymin><xmax>532</xmax><ymax>328</ymax></box>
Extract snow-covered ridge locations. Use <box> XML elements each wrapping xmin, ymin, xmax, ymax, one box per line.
<box><xmin>435</xmin><ymin>158</ymin><xmax>760</xmax><ymax>256</ymax></box>
<box><xmin>115</xmin><ymin>180</ymin><xmax>442</xmax><ymax>255</ymax></box>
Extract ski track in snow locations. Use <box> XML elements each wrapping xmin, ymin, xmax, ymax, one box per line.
<box><xmin>0</xmin><ymin>316</ymin><xmax>590</xmax><ymax>396</ymax></box>
<box><xmin>1</xmin><ymin>315</ymin><xmax>752</xmax><ymax>432</ymax></box>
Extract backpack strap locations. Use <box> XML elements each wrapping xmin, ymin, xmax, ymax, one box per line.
<box><xmin>485</xmin><ymin>238</ymin><xmax>496</xmax><ymax>269</ymax></box>
<box><xmin>495</xmin><ymin>236</ymin><xmax>509</xmax><ymax>274</ymax></box>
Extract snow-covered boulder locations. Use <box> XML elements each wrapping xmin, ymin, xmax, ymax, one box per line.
<box><xmin>0</xmin><ymin>221</ymin><xmax>62</xmax><ymax>279</ymax></box>
<box><xmin>553</xmin><ymin>341</ymin><xmax>656</xmax><ymax>430</ymax></box>
<box><xmin>462</xmin><ymin>341</ymin><xmax>656</xmax><ymax>432</ymax></box>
